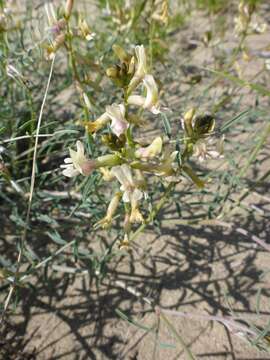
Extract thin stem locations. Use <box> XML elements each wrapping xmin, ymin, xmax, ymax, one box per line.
<box><xmin>1</xmin><ymin>55</ymin><xmax>56</xmax><ymax>324</ymax></box>
<box><xmin>159</xmin><ymin>310</ymin><xmax>197</xmax><ymax>360</ymax></box>
<box><xmin>130</xmin><ymin>182</ymin><xmax>174</xmax><ymax>242</ymax></box>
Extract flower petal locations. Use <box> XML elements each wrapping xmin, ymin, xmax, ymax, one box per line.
<box><xmin>131</xmin><ymin>188</ymin><xmax>143</xmax><ymax>202</ymax></box>
<box><xmin>106</xmin><ymin>104</ymin><xmax>128</xmax><ymax>137</ymax></box>
<box><xmin>121</xmin><ymin>164</ymin><xmax>133</xmax><ymax>185</ymax></box>
<box><xmin>76</xmin><ymin>140</ymin><xmax>85</xmax><ymax>156</ymax></box>
<box><xmin>111</xmin><ymin>165</ymin><xmax>127</xmax><ymax>187</ymax></box>
<box><xmin>62</xmin><ymin>167</ymin><xmax>80</xmax><ymax>177</ymax></box>
<box><xmin>135</xmin><ymin>45</ymin><xmax>147</xmax><ymax>77</ymax></box>
<box><xmin>127</xmin><ymin>95</ymin><xmax>145</xmax><ymax>107</ymax></box>
<box><xmin>110</xmin><ymin>118</ymin><xmax>129</xmax><ymax>137</ymax></box>
<box><xmin>64</xmin><ymin>157</ymin><xmax>73</xmax><ymax>163</ymax></box>
<box><xmin>122</xmin><ymin>190</ymin><xmax>131</xmax><ymax>203</ymax></box>
<box><xmin>143</xmin><ymin>74</ymin><xmax>159</xmax><ymax>110</ymax></box>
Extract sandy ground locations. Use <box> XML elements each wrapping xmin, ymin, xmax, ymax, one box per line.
<box><xmin>1</xmin><ymin>2</ymin><xmax>270</xmax><ymax>359</ymax></box>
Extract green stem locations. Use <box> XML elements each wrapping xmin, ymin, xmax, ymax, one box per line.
<box><xmin>66</xmin><ymin>21</ymin><xmax>94</xmax><ymax>154</ymax></box>
<box><xmin>130</xmin><ymin>182</ymin><xmax>174</xmax><ymax>242</ymax></box>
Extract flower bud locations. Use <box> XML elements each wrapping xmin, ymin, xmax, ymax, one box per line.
<box><xmin>112</xmin><ymin>44</ymin><xmax>129</xmax><ymax>63</ymax></box>
<box><xmin>117</xmin><ymin>233</ymin><xmax>130</xmax><ymax>251</ymax></box>
<box><xmin>82</xmin><ymin>93</ymin><xmax>92</xmax><ymax>110</ymax></box>
<box><xmin>182</xmin><ymin>108</ymin><xmax>196</xmax><ymax>137</ymax></box>
<box><xmin>95</xmin><ymin>192</ymin><xmax>121</xmax><ymax>229</ymax></box>
<box><xmin>96</xmin><ymin>154</ymin><xmax>122</xmax><ymax>168</ymax></box>
<box><xmin>78</xmin><ymin>18</ymin><xmax>96</xmax><ymax>41</ymax></box>
<box><xmin>46</xmin><ymin>33</ymin><xmax>66</xmax><ymax>59</ymax></box>
<box><xmin>80</xmin><ymin>160</ymin><xmax>97</xmax><ymax>176</ymax></box>
<box><xmin>65</xmin><ymin>0</ymin><xmax>74</xmax><ymax>18</ymax></box>
<box><xmin>128</xmin><ymin>45</ymin><xmax>148</xmax><ymax>94</ymax></box>
<box><xmin>184</xmin><ymin>108</ymin><xmax>196</xmax><ymax>123</ymax></box>
<box><xmin>152</xmin><ymin>0</ymin><xmax>169</xmax><ymax>25</ymax></box>
<box><xmin>128</xmin><ymin>56</ymin><xmax>135</xmax><ymax>75</ymax></box>
<box><xmin>106</xmin><ymin>66</ymin><xmax>119</xmax><ymax>79</ymax></box>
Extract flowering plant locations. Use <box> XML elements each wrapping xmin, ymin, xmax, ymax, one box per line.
<box><xmin>61</xmin><ymin>44</ymin><xmax>224</xmax><ymax>250</ymax></box>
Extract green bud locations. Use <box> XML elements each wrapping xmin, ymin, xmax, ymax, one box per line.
<box><xmin>106</xmin><ymin>66</ymin><xmax>119</xmax><ymax>79</ymax></box>
<box><xmin>96</xmin><ymin>154</ymin><xmax>122</xmax><ymax>168</ymax></box>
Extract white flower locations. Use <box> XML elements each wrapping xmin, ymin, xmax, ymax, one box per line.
<box><xmin>128</xmin><ymin>75</ymin><xmax>160</xmax><ymax>114</ymax></box>
<box><xmin>87</xmin><ymin>104</ymin><xmax>128</xmax><ymax>137</ymax></box>
<box><xmin>250</xmin><ymin>19</ymin><xmax>267</xmax><ymax>34</ymax></box>
<box><xmin>85</xmin><ymin>32</ymin><xmax>96</xmax><ymax>41</ymax></box>
<box><xmin>193</xmin><ymin>135</ymin><xmax>224</xmax><ymax>162</ymax></box>
<box><xmin>111</xmin><ymin>164</ymin><xmax>143</xmax><ymax>203</ymax></box>
<box><xmin>61</xmin><ymin>140</ymin><xmax>95</xmax><ymax>177</ymax></box>
<box><xmin>105</xmin><ymin>103</ymin><xmax>129</xmax><ymax>137</ymax></box>
<box><xmin>265</xmin><ymin>59</ymin><xmax>270</xmax><ymax>71</ymax></box>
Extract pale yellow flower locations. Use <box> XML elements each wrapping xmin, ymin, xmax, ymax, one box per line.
<box><xmin>130</xmin><ymin>204</ymin><xmax>144</xmax><ymax>223</ymax></box>
<box><xmin>117</xmin><ymin>233</ymin><xmax>131</xmax><ymax>251</ymax></box>
<box><xmin>86</xmin><ymin>104</ymin><xmax>128</xmax><ymax>137</ymax></box>
<box><xmin>193</xmin><ymin>135</ymin><xmax>225</xmax><ymax>162</ymax></box>
<box><xmin>94</xmin><ymin>192</ymin><xmax>121</xmax><ymax>228</ymax></box>
<box><xmin>135</xmin><ymin>137</ymin><xmax>162</xmax><ymax>160</ymax></box>
<box><xmin>128</xmin><ymin>75</ymin><xmax>160</xmax><ymax>114</ymax></box>
<box><xmin>111</xmin><ymin>164</ymin><xmax>143</xmax><ymax>203</ymax></box>
<box><xmin>128</xmin><ymin>45</ymin><xmax>148</xmax><ymax>92</ymax></box>
<box><xmin>105</xmin><ymin>104</ymin><xmax>129</xmax><ymax>137</ymax></box>
<box><xmin>86</xmin><ymin>113</ymin><xmax>110</xmax><ymax>134</ymax></box>
<box><xmin>99</xmin><ymin>167</ymin><xmax>114</xmax><ymax>181</ymax></box>
<box><xmin>78</xmin><ymin>18</ymin><xmax>96</xmax><ymax>41</ymax></box>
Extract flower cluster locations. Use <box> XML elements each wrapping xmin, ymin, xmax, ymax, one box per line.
<box><xmin>0</xmin><ymin>2</ymin><xmax>21</xmax><ymax>33</ymax></box>
<box><xmin>181</xmin><ymin>108</ymin><xmax>224</xmax><ymax>162</ymax></box>
<box><xmin>61</xmin><ymin>44</ymin><xmax>224</xmax><ymax>250</ymax></box>
<box><xmin>234</xmin><ymin>1</ymin><xmax>267</xmax><ymax>36</ymax></box>
<box><xmin>44</xmin><ymin>1</ymin><xmax>95</xmax><ymax>60</ymax></box>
